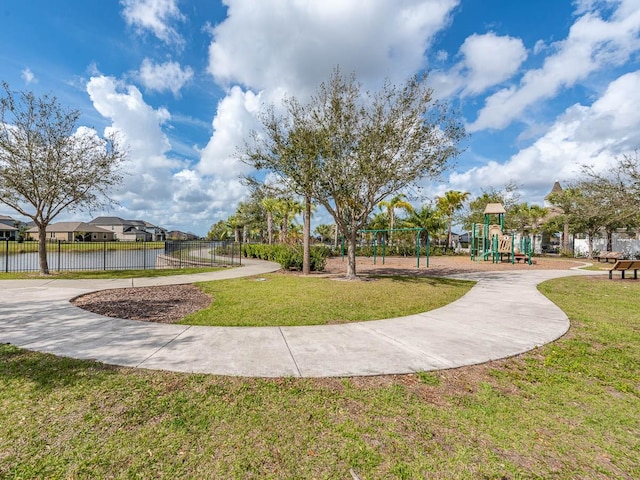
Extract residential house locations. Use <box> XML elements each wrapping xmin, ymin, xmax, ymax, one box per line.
<box><xmin>26</xmin><ymin>222</ymin><xmax>115</xmax><ymax>242</ymax></box>
<box><xmin>88</xmin><ymin>217</ymin><xmax>167</xmax><ymax>241</ymax></box>
<box><xmin>167</xmin><ymin>230</ymin><xmax>199</xmax><ymax>241</ymax></box>
<box><xmin>0</xmin><ymin>215</ymin><xmax>18</xmax><ymax>240</ymax></box>
<box><xmin>144</xmin><ymin>221</ymin><xmax>167</xmax><ymax>241</ymax></box>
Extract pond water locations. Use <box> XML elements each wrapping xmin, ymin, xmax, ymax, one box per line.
<box><xmin>0</xmin><ymin>248</ymin><xmax>165</xmax><ymax>273</ymax></box>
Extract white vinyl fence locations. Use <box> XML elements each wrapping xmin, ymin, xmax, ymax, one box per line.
<box><xmin>573</xmin><ymin>238</ymin><xmax>640</xmax><ymax>259</ymax></box>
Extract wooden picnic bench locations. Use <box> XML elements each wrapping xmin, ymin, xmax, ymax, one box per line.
<box><xmin>608</xmin><ymin>260</ymin><xmax>640</xmax><ymax>279</ymax></box>
<box><xmin>595</xmin><ymin>251</ymin><xmax>622</xmax><ymax>263</ymax></box>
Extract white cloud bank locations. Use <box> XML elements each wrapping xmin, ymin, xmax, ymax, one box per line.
<box><xmin>446</xmin><ymin>70</ymin><xmax>640</xmax><ymax>200</ymax></box>
<box><xmin>197</xmin><ymin>0</ymin><xmax>461</xmax><ymax>187</ymax></box>
<box><xmin>468</xmin><ymin>0</ymin><xmax>640</xmax><ymax>132</ymax></box>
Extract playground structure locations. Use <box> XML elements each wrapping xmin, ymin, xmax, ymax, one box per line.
<box><xmin>470</xmin><ymin>203</ymin><xmax>532</xmax><ymax>265</ymax></box>
<box><xmin>342</xmin><ymin>228</ymin><xmax>431</xmax><ymax>268</ymax></box>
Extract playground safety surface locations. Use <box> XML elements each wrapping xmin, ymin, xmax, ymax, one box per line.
<box><xmin>0</xmin><ymin>257</ymin><xmax>601</xmax><ymax>377</ymax></box>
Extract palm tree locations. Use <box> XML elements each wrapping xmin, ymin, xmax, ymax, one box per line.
<box><xmin>378</xmin><ymin>193</ymin><xmax>414</xmax><ymax>244</ymax></box>
<box><xmin>406</xmin><ymin>204</ymin><xmax>445</xmax><ymax>245</ymax></box>
<box><xmin>277</xmin><ymin>198</ymin><xmax>304</xmax><ymax>244</ymax></box>
<box><xmin>436</xmin><ymin>190</ymin><xmax>470</xmax><ymax>249</ymax></box>
<box><xmin>261</xmin><ymin>197</ymin><xmax>281</xmax><ymax>245</ymax></box>
<box><xmin>528</xmin><ymin>204</ymin><xmax>548</xmax><ymax>254</ymax></box>
<box><xmin>314</xmin><ymin>223</ymin><xmax>333</xmax><ymax>244</ymax></box>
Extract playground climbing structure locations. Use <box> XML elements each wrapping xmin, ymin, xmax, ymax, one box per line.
<box><xmin>470</xmin><ymin>203</ymin><xmax>532</xmax><ymax>265</ymax></box>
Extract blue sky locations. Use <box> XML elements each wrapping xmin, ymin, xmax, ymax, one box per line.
<box><xmin>1</xmin><ymin>0</ymin><xmax>639</xmax><ymax>236</ymax></box>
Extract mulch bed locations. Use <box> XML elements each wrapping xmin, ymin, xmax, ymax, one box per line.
<box><xmin>72</xmin><ymin>285</ymin><xmax>212</xmax><ymax>324</ymax></box>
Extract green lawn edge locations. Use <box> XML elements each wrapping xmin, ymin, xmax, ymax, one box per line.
<box><xmin>1</xmin><ymin>275</ymin><xmax>639</xmax><ymax>478</ymax></box>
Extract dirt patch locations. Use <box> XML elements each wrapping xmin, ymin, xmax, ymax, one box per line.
<box><xmin>72</xmin><ymin>284</ymin><xmax>212</xmax><ymax>324</ymax></box>
<box><xmin>322</xmin><ymin>255</ymin><xmax>587</xmax><ymax>277</ymax></box>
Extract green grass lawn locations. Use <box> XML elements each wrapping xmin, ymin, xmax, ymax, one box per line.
<box><xmin>1</xmin><ymin>276</ymin><xmax>639</xmax><ymax>478</ymax></box>
<box><xmin>0</xmin><ymin>266</ymin><xmax>227</xmax><ymax>280</ymax></box>
<box><xmin>182</xmin><ymin>274</ymin><xmax>473</xmax><ymax>326</ymax></box>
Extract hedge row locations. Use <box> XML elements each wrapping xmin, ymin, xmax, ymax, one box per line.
<box><xmin>242</xmin><ymin>244</ymin><xmax>331</xmax><ymax>271</ymax></box>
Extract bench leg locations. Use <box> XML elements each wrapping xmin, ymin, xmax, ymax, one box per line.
<box><xmin>622</xmin><ymin>271</ymin><xmax>625</xmax><ymax>279</ymax></box>
<box><xmin>609</xmin><ymin>270</ymin><xmax>613</xmax><ymax>280</ymax></box>
<box><xmin>635</xmin><ymin>269</ymin><xmax>638</xmax><ymax>280</ymax></box>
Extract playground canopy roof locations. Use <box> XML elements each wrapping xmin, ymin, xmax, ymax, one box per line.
<box><xmin>483</xmin><ymin>203</ymin><xmax>506</xmax><ymax>215</ymax></box>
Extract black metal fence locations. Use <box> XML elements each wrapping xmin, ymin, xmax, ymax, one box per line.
<box><xmin>1</xmin><ymin>240</ymin><xmax>242</xmax><ymax>273</ymax></box>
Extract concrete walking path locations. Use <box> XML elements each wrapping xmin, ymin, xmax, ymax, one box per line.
<box><xmin>0</xmin><ymin>260</ymin><xmax>596</xmax><ymax>377</ymax></box>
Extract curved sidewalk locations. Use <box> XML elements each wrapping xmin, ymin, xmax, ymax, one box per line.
<box><xmin>0</xmin><ymin>260</ymin><xmax>592</xmax><ymax>377</ymax></box>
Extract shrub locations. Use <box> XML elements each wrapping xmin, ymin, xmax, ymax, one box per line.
<box><xmin>242</xmin><ymin>244</ymin><xmax>330</xmax><ymax>271</ymax></box>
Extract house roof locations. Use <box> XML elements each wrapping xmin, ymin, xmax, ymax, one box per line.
<box><xmin>89</xmin><ymin>216</ymin><xmax>128</xmax><ymax>225</ymax></box>
<box><xmin>122</xmin><ymin>227</ymin><xmax>148</xmax><ymax>235</ymax></box>
<box><xmin>0</xmin><ymin>215</ymin><xmax>17</xmax><ymax>229</ymax></box>
<box><xmin>27</xmin><ymin>222</ymin><xmax>113</xmax><ymax>234</ymax></box>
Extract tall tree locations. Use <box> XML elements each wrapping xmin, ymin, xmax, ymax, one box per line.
<box><xmin>276</xmin><ymin>197</ymin><xmax>303</xmax><ymax>244</ymax></box>
<box><xmin>461</xmin><ymin>183</ymin><xmax>521</xmax><ymax>231</ymax></box>
<box><xmin>0</xmin><ymin>83</ymin><xmax>126</xmax><ymax>275</ymax></box>
<box><xmin>405</xmin><ymin>204</ymin><xmax>445</xmax><ymax>245</ymax></box>
<box><xmin>528</xmin><ymin>204</ymin><xmax>548</xmax><ymax>253</ymax></box>
<box><xmin>436</xmin><ymin>190</ymin><xmax>470</xmax><ymax>249</ymax></box>
<box><xmin>314</xmin><ymin>223</ymin><xmax>333</xmax><ymax>243</ymax></box>
<box><xmin>378</xmin><ymin>193</ymin><xmax>414</xmax><ymax>244</ymax></box>
<box><xmin>244</xmin><ymin>68</ymin><xmax>464</xmax><ymax>279</ymax></box>
<box><xmin>547</xmin><ymin>186</ymin><xmax>606</xmax><ymax>258</ymax></box>
<box><xmin>580</xmin><ymin>155</ymin><xmax>640</xmax><ymax>251</ymax></box>
<box><xmin>244</xmin><ymin>99</ymin><xmax>322</xmax><ymax>273</ymax></box>
<box><xmin>260</xmin><ymin>197</ymin><xmax>281</xmax><ymax>245</ymax></box>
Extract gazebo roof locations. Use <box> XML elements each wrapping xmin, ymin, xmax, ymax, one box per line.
<box><xmin>545</xmin><ymin>180</ymin><xmax>563</xmax><ymax>199</ymax></box>
<box><xmin>483</xmin><ymin>203</ymin><xmax>506</xmax><ymax>215</ymax></box>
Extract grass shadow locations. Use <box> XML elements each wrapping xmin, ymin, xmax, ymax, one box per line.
<box><xmin>0</xmin><ymin>343</ymin><xmax>118</xmax><ymax>392</ymax></box>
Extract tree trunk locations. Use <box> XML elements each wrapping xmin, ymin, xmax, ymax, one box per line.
<box><xmin>588</xmin><ymin>234</ymin><xmax>594</xmax><ymax>259</ymax></box>
<box><xmin>266</xmin><ymin>212</ymin><xmax>273</xmax><ymax>245</ymax></box>
<box><xmin>346</xmin><ymin>228</ymin><xmax>358</xmax><ymax>280</ymax></box>
<box><xmin>280</xmin><ymin>215</ymin><xmax>288</xmax><ymax>244</ymax></box>
<box><xmin>563</xmin><ymin>221</ymin><xmax>570</xmax><ymax>252</ymax></box>
<box><xmin>532</xmin><ymin>232</ymin><xmax>537</xmax><ymax>255</ymax></box>
<box><xmin>333</xmin><ymin>224</ymin><xmax>338</xmax><ymax>248</ymax></box>
<box><xmin>302</xmin><ymin>195</ymin><xmax>311</xmax><ymax>275</ymax></box>
<box><xmin>606</xmin><ymin>229</ymin><xmax>613</xmax><ymax>252</ymax></box>
<box><xmin>37</xmin><ymin>225</ymin><xmax>50</xmax><ymax>275</ymax></box>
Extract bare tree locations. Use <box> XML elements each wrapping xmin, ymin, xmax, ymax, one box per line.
<box><xmin>0</xmin><ymin>83</ymin><xmax>126</xmax><ymax>274</ymax></box>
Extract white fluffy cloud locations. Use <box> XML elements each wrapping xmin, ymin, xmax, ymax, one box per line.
<box><xmin>138</xmin><ymin>58</ymin><xmax>193</xmax><ymax>95</ymax></box>
<box><xmin>468</xmin><ymin>1</ymin><xmax>640</xmax><ymax>132</ymax></box>
<box><xmin>21</xmin><ymin>68</ymin><xmax>37</xmax><ymax>84</ymax></box>
<box><xmin>208</xmin><ymin>0</ymin><xmax>459</xmax><ymax>94</ymax></box>
<box><xmin>199</xmin><ymin>0</ymin><xmax>460</xmax><ymax>189</ymax></box>
<box><xmin>87</xmin><ymin>75</ymin><xmax>175</xmax><ymax>173</ymax></box>
<box><xmin>460</xmin><ymin>33</ymin><xmax>527</xmax><ymax>95</ymax></box>
<box><xmin>446</xmin><ymin>70</ymin><xmax>640</xmax><ymax>200</ymax></box>
<box><xmin>120</xmin><ymin>0</ymin><xmax>185</xmax><ymax>46</ymax></box>
<box><xmin>430</xmin><ymin>32</ymin><xmax>527</xmax><ymax>98</ymax></box>
<box><xmin>197</xmin><ymin>86</ymin><xmax>262</xmax><ymax>178</ymax></box>
<box><xmin>86</xmin><ymin>75</ymin><xmax>250</xmax><ymax>233</ymax></box>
